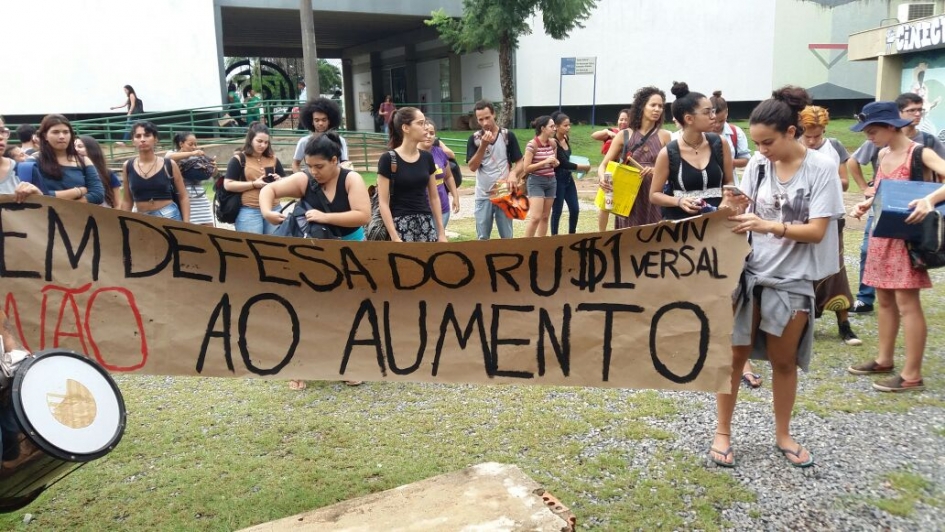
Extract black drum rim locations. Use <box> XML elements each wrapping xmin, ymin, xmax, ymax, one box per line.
<box><xmin>11</xmin><ymin>349</ymin><xmax>126</xmax><ymax>462</ymax></box>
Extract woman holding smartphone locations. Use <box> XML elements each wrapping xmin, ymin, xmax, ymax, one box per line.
<box><xmin>224</xmin><ymin>125</ymin><xmax>285</xmax><ymax>234</ymax></box>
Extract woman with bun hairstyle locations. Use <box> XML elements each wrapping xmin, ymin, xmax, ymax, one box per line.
<box><xmin>709</xmin><ymin>91</ymin><xmax>750</xmax><ymax>169</ymax></box>
<box><xmin>166</xmin><ymin>131</ymin><xmax>216</xmax><ymax>226</ymax></box>
<box><xmin>797</xmin><ymin>106</ymin><xmax>862</xmax><ymax>348</ymax></box>
<box><xmin>522</xmin><ymin>115</ymin><xmax>559</xmax><ymax>237</ymax></box>
<box><xmin>597</xmin><ymin>87</ymin><xmax>671</xmax><ymax>231</ymax></box>
<box><xmin>650</xmin><ymin>82</ymin><xmax>733</xmax><ymax>220</ymax></box>
<box><xmin>712</xmin><ymin>87</ymin><xmax>845</xmax><ymax>468</ymax></box>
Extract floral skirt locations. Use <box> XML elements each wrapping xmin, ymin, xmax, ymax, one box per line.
<box><xmin>394</xmin><ymin>214</ymin><xmax>438</xmax><ymax>242</ymax></box>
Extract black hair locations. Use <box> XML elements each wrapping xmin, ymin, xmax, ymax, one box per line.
<box><xmin>895</xmin><ymin>92</ymin><xmax>923</xmax><ymax>111</ymax></box>
<box><xmin>474</xmin><ymin>100</ymin><xmax>495</xmax><ymax>114</ymax></box>
<box><xmin>123</xmin><ymin>85</ymin><xmax>137</xmax><ymax>96</ymax></box>
<box><xmin>240</xmin><ymin>124</ymin><xmax>274</xmax><ymax>158</ymax></box>
<box><xmin>304</xmin><ymin>132</ymin><xmax>343</xmax><ymax>161</ymax></box>
<box><xmin>630</xmin><ymin>86</ymin><xmax>666</xmax><ymax>130</ymax></box>
<box><xmin>552</xmin><ymin>112</ymin><xmax>570</xmax><ymax>126</ymax></box>
<box><xmin>131</xmin><ymin>120</ymin><xmax>159</xmax><ymax>139</ymax></box>
<box><xmin>388</xmin><ymin>106</ymin><xmax>422</xmax><ymax>149</ymax></box>
<box><xmin>78</xmin><ymin>135</ymin><xmax>116</xmax><ymax>208</ymax></box>
<box><xmin>670</xmin><ymin>81</ymin><xmax>706</xmax><ymax>126</ymax></box>
<box><xmin>710</xmin><ymin>90</ymin><xmax>728</xmax><ymax>113</ymax></box>
<box><xmin>749</xmin><ymin>85</ymin><xmax>812</xmax><ymax>138</ymax></box>
<box><xmin>172</xmin><ymin>131</ymin><xmax>195</xmax><ymax>150</ymax></box>
<box><xmin>36</xmin><ymin>114</ymin><xmax>82</xmax><ymax>179</ymax></box>
<box><xmin>532</xmin><ymin>115</ymin><xmax>553</xmax><ymax>136</ymax></box>
<box><xmin>3</xmin><ymin>146</ymin><xmax>19</xmax><ymax>158</ymax></box>
<box><xmin>299</xmin><ymin>97</ymin><xmax>342</xmax><ymax>132</ymax></box>
<box><xmin>16</xmin><ymin>124</ymin><xmax>35</xmax><ymax>144</ymax></box>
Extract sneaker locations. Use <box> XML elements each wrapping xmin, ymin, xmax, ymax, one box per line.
<box><xmin>873</xmin><ymin>375</ymin><xmax>925</xmax><ymax>393</ymax></box>
<box><xmin>838</xmin><ymin>321</ymin><xmax>863</xmax><ymax>346</ymax></box>
<box><xmin>849</xmin><ymin>300</ymin><xmax>874</xmax><ymax>314</ymax></box>
<box><xmin>848</xmin><ymin>360</ymin><xmax>894</xmax><ymax>375</ymax></box>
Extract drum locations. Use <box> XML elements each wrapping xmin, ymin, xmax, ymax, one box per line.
<box><xmin>0</xmin><ymin>349</ymin><xmax>126</xmax><ymax>512</ymax></box>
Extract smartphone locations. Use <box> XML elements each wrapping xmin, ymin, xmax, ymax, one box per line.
<box><xmin>723</xmin><ymin>185</ymin><xmax>745</xmax><ymax>196</ymax></box>
<box><xmin>263</xmin><ymin>166</ymin><xmax>276</xmax><ymax>183</ymax></box>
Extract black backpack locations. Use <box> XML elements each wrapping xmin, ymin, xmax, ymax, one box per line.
<box><xmin>214</xmin><ymin>153</ymin><xmax>244</xmax><ymax>224</ymax></box>
<box><xmin>662</xmin><ymin>133</ymin><xmax>725</xmax><ymax>218</ymax></box>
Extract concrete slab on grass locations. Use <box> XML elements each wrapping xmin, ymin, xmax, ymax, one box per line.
<box><xmin>240</xmin><ymin>462</ymin><xmax>575</xmax><ymax>531</ymax></box>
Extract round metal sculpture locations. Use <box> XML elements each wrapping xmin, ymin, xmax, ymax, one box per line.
<box><xmin>225</xmin><ymin>59</ymin><xmax>298</xmax><ymax>127</ymax></box>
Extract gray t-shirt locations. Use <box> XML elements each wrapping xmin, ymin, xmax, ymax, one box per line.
<box><xmin>0</xmin><ymin>158</ymin><xmax>21</xmax><ymax>194</ymax></box>
<box><xmin>739</xmin><ymin>150</ymin><xmax>845</xmax><ymax>281</ymax></box>
<box><xmin>294</xmin><ymin>133</ymin><xmax>348</xmax><ymax>163</ymax></box>
<box><xmin>852</xmin><ymin>130</ymin><xmax>945</xmax><ymax>172</ymax></box>
<box><xmin>466</xmin><ymin>130</ymin><xmax>523</xmax><ymax>200</ymax></box>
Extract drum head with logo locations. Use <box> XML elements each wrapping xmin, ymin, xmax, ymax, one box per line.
<box><xmin>12</xmin><ymin>350</ymin><xmax>126</xmax><ymax>462</ymax></box>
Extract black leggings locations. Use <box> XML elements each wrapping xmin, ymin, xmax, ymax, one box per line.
<box><xmin>551</xmin><ymin>173</ymin><xmax>579</xmax><ymax>235</ymax></box>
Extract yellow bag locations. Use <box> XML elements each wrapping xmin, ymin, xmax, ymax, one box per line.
<box><xmin>594</xmin><ymin>161</ymin><xmax>643</xmax><ymax>217</ymax></box>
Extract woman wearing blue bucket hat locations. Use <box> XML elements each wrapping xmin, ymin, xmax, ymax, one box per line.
<box><xmin>848</xmin><ymin>100</ymin><xmax>945</xmax><ymax>392</ymax></box>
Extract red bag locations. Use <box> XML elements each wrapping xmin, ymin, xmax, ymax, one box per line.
<box><xmin>491</xmin><ymin>190</ymin><xmax>529</xmax><ymax>220</ymax></box>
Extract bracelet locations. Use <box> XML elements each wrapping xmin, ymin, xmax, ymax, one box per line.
<box><xmin>75</xmin><ymin>187</ymin><xmax>82</xmax><ymax>199</ymax></box>
<box><xmin>780</xmin><ymin>223</ymin><xmax>788</xmax><ymax>238</ymax></box>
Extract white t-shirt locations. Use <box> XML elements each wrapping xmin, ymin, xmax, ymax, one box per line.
<box><xmin>739</xmin><ymin>149</ymin><xmax>845</xmax><ymax>281</ymax></box>
<box><xmin>294</xmin><ymin>133</ymin><xmax>349</xmax><ymax>163</ymax></box>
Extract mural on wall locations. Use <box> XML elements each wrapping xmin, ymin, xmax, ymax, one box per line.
<box><xmin>902</xmin><ymin>55</ymin><xmax>945</xmax><ymax>141</ymax></box>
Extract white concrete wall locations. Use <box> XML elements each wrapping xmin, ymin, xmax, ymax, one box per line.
<box><xmin>1</xmin><ymin>0</ymin><xmax>222</xmax><ymax>115</ymax></box>
<box><xmin>351</xmin><ymin>55</ymin><xmax>375</xmax><ymax>132</ymax></box>
<box><xmin>460</xmin><ymin>50</ymin><xmax>503</xmax><ymax>110</ymax></box>
<box><xmin>511</xmin><ymin>0</ymin><xmax>778</xmax><ymax>106</ymax></box>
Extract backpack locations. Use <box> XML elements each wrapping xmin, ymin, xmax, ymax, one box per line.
<box><xmin>365</xmin><ymin>150</ymin><xmax>397</xmax><ymax>241</ymax></box>
<box><xmin>214</xmin><ymin>153</ymin><xmax>245</xmax><ymax>224</ymax></box>
<box><xmin>132</xmin><ymin>98</ymin><xmax>144</xmax><ymax>114</ymax></box>
<box><xmin>179</xmin><ymin>155</ymin><xmax>217</xmax><ymax>184</ymax></box>
<box><xmin>663</xmin><ymin>133</ymin><xmax>725</xmax><ymax>217</ymax></box>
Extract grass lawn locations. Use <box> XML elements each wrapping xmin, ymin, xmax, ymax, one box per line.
<box><xmin>2</xmin><ymin>121</ymin><xmax>940</xmax><ymax>530</ymax></box>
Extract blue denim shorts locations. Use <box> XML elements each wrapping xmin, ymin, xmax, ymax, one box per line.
<box><xmin>141</xmin><ymin>202</ymin><xmax>182</xmax><ymax>221</ymax></box>
<box><xmin>526</xmin><ymin>175</ymin><xmax>556</xmax><ymax>198</ymax></box>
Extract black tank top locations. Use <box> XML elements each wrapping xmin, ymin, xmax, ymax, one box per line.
<box><xmin>127</xmin><ymin>158</ymin><xmax>175</xmax><ymax>202</ymax></box>
<box><xmin>304</xmin><ymin>168</ymin><xmax>357</xmax><ymax>237</ymax></box>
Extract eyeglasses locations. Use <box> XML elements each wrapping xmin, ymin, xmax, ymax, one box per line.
<box><xmin>0</xmin><ymin>127</ymin><xmax>10</xmax><ymax>139</ymax></box>
<box><xmin>698</xmin><ymin>108</ymin><xmax>717</xmax><ymax>116</ymax></box>
<box><xmin>902</xmin><ymin>107</ymin><xmax>925</xmax><ymax>115</ymax></box>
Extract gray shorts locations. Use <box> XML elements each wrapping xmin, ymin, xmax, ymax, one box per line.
<box><xmin>526</xmin><ymin>175</ymin><xmax>556</xmax><ymax>198</ymax></box>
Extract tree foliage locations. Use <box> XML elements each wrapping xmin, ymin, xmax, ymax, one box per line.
<box><xmin>427</xmin><ymin>0</ymin><xmax>597</xmax><ymax>127</ymax></box>
<box><xmin>317</xmin><ymin>59</ymin><xmax>342</xmax><ymax>95</ymax></box>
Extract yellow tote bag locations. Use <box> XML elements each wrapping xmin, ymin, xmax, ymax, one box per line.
<box><xmin>594</xmin><ymin>161</ymin><xmax>643</xmax><ymax>217</ymax></box>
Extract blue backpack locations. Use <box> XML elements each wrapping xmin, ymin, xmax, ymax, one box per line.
<box><xmin>14</xmin><ymin>160</ymin><xmax>49</xmax><ymax>194</ymax></box>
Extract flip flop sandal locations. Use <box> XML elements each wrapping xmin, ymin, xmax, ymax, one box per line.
<box><xmin>776</xmin><ymin>445</ymin><xmax>814</xmax><ymax>468</ymax></box>
<box><xmin>709</xmin><ymin>446</ymin><xmax>735</xmax><ymax>468</ymax></box>
<box><xmin>741</xmin><ymin>372</ymin><xmax>762</xmax><ymax>389</ymax></box>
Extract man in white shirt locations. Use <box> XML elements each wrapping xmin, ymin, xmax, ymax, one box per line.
<box><xmin>292</xmin><ymin>97</ymin><xmax>349</xmax><ymax>173</ymax></box>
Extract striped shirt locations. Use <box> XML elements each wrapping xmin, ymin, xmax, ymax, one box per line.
<box><xmin>527</xmin><ymin>137</ymin><xmax>556</xmax><ymax>178</ymax></box>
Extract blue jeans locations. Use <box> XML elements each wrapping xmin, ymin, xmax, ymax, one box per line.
<box><xmin>857</xmin><ymin>215</ymin><xmax>875</xmax><ymax>305</ymax></box>
<box><xmin>442</xmin><ymin>210</ymin><xmax>451</xmax><ymax>229</ymax></box>
<box><xmin>235</xmin><ymin>206</ymin><xmax>278</xmax><ymax>235</ymax></box>
<box><xmin>141</xmin><ymin>202</ymin><xmax>183</xmax><ymax>221</ymax></box>
<box><xmin>474</xmin><ymin>199</ymin><xmax>513</xmax><ymax>240</ymax></box>
<box><xmin>551</xmin><ymin>173</ymin><xmax>579</xmax><ymax>235</ymax></box>
<box><xmin>122</xmin><ymin>116</ymin><xmax>133</xmax><ymax>141</ymax></box>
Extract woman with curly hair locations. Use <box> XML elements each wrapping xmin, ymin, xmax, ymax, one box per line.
<box><xmin>597</xmin><ymin>87</ymin><xmax>671</xmax><ymax>230</ymax></box>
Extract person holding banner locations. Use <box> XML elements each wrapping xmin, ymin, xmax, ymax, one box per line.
<box><xmin>24</xmin><ymin>114</ymin><xmax>106</xmax><ymax>205</ymax></box>
<box><xmin>120</xmin><ymin>121</ymin><xmax>189</xmax><ymax>222</ymax></box>
<box><xmin>649</xmin><ymin>82</ymin><xmax>733</xmax><ymax>220</ymax></box>
<box><xmin>713</xmin><ymin>86</ymin><xmax>844</xmax><ymax>468</ymax></box>
<box><xmin>522</xmin><ymin>116</ymin><xmax>559</xmax><ymax>237</ymax></box>
<box><xmin>376</xmin><ymin>107</ymin><xmax>447</xmax><ymax>242</ymax></box>
<box><xmin>597</xmin><ymin>87</ymin><xmax>671</xmax><ymax>231</ymax></box>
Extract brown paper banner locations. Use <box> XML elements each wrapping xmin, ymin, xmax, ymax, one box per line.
<box><xmin>0</xmin><ymin>196</ymin><xmax>748</xmax><ymax>393</ymax></box>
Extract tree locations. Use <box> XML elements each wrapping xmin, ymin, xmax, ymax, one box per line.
<box><xmin>318</xmin><ymin>59</ymin><xmax>343</xmax><ymax>95</ymax></box>
<box><xmin>427</xmin><ymin>0</ymin><xmax>597</xmax><ymax>128</ymax></box>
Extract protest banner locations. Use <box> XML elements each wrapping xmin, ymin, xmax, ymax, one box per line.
<box><xmin>0</xmin><ymin>196</ymin><xmax>748</xmax><ymax>393</ymax></box>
